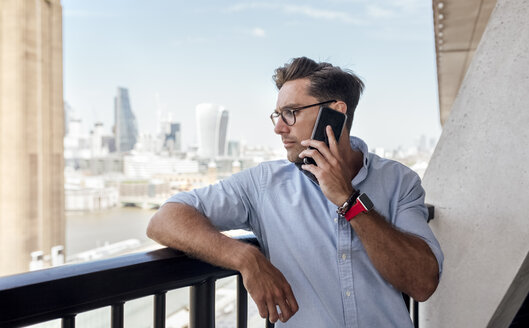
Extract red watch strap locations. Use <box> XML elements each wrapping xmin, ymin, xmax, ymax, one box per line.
<box><xmin>345</xmin><ymin>200</ymin><xmax>367</xmax><ymax>221</ymax></box>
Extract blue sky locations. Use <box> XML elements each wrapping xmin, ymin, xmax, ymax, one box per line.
<box><xmin>63</xmin><ymin>0</ymin><xmax>441</xmax><ymax>151</ymax></box>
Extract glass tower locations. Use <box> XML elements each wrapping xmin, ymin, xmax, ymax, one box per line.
<box><xmin>114</xmin><ymin>87</ymin><xmax>138</xmax><ymax>152</ymax></box>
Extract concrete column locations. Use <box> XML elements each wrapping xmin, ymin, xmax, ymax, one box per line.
<box><xmin>0</xmin><ymin>0</ymin><xmax>64</xmax><ymax>276</ymax></box>
<box><xmin>421</xmin><ymin>0</ymin><xmax>529</xmax><ymax>326</ymax></box>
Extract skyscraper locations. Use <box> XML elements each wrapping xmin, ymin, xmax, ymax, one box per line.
<box><xmin>0</xmin><ymin>0</ymin><xmax>65</xmax><ymax>276</ymax></box>
<box><xmin>114</xmin><ymin>87</ymin><xmax>138</xmax><ymax>152</ymax></box>
<box><xmin>161</xmin><ymin>121</ymin><xmax>181</xmax><ymax>153</ymax></box>
<box><xmin>166</xmin><ymin>122</ymin><xmax>181</xmax><ymax>152</ymax></box>
<box><xmin>196</xmin><ymin>103</ymin><xmax>229</xmax><ymax>159</ymax></box>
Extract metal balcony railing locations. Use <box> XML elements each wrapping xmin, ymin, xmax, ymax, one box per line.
<box><xmin>0</xmin><ymin>205</ymin><xmax>434</xmax><ymax>328</ymax></box>
<box><xmin>0</xmin><ymin>235</ymin><xmax>264</xmax><ymax>328</ymax></box>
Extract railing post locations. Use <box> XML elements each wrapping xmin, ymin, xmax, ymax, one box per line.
<box><xmin>190</xmin><ymin>278</ymin><xmax>215</xmax><ymax>328</ymax></box>
<box><xmin>154</xmin><ymin>292</ymin><xmax>166</xmax><ymax>328</ymax></box>
<box><xmin>111</xmin><ymin>302</ymin><xmax>124</xmax><ymax>328</ymax></box>
<box><xmin>402</xmin><ymin>293</ymin><xmax>411</xmax><ymax>312</ymax></box>
<box><xmin>61</xmin><ymin>315</ymin><xmax>76</xmax><ymax>328</ymax></box>
<box><xmin>237</xmin><ymin>274</ymin><xmax>247</xmax><ymax>328</ymax></box>
<box><xmin>412</xmin><ymin>299</ymin><xmax>419</xmax><ymax>328</ymax></box>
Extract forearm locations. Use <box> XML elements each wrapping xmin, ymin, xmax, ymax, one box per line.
<box><xmin>350</xmin><ymin>211</ymin><xmax>439</xmax><ymax>301</ymax></box>
<box><xmin>146</xmin><ymin>202</ymin><xmax>299</xmax><ymax>322</ymax></box>
<box><xmin>146</xmin><ymin>202</ymin><xmax>259</xmax><ymax>272</ymax></box>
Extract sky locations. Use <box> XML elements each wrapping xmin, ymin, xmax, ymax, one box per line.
<box><xmin>62</xmin><ymin>0</ymin><xmax>442</xmax><ymax>152</ymax></box>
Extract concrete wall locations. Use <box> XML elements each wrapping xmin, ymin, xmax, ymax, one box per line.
<box><xmin>0</xmin><ymin>0</ymin><xmax>64</xmax><ymax>275</ymax></box>
<box><xmin>421</xmin><ymin>0</ymin><xmax>529</xmax><ymax>327</ymax></box>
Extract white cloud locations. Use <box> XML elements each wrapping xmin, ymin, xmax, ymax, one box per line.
<box><xmin>224</xmin><ymin>2</ymin><xmax>362</xmax><ymax>25</ymax></box>
<box><xmin>223</xmin><ymin>1</ymin><xmax>428</xmax><ymax>27</ymax></box>
<box><xmin>224</xmin><ymin>2</ymin><xmax>275</xmax><ymax>13</ymax></box>
<box><xmin>392</xmin><ymin>0</ymin><xmax>427</xmax><ymax>9</ymax></box>
<box><xmin>382</xmin><ymin>0</ymin><xmax>428</xmax><ymax>14</ymax></box>
<box><xmin>251</xmin><ymin>27</ymin><xmax>266</xmax><ymax>37</ymax></box>
<box><xmin>282</xmin><ymin>5</ymin><xmax>360</xmax><ymax>24</ymax></box>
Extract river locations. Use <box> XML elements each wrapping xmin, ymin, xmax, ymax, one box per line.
<box><xmin>66</xmin><ymin>206</ymin><xmax>157</xmax><ymax>255</ymax></box>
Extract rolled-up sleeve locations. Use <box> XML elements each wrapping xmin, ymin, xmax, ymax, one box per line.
<box><xmin>393</xmin><ymin>173</ymin><xmax>444</xmax><ymax>277</ymax></box>
<box><xmin>163</xmin><ymin>164</ymin><xmax>265</xmax><ymax>232</ymax></box>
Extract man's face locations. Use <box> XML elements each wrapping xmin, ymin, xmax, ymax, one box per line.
<box><xmin>274</xmin><ymin>78</ymin><xmax>321</xmax><ymax>163</ymax></box>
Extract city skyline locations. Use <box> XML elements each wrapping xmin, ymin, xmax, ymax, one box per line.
<box><xmin>67</xmin><ymin>95</ymin><xmax>437</xmax><ymax>157</ymax></box>
<box><xmin>62</xmin><ymin>0</ymin><xmax>442</xmax><ymax>152</ymax></box>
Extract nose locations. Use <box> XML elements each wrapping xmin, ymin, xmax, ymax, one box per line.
<box><xmin>273</xmin><ymin>117</ymin><xmax>289</xmax><ymax>135</ymax></box>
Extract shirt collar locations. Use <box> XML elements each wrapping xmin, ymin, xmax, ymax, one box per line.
<box><xmin>349</xmin><ymin>136</ymin><xmax>369</xmax><ymax>186</ymax></box>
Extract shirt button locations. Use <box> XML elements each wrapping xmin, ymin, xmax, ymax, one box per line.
<box><xmin>342</xmin><ymin>253</ymin><xmax>347</xmax><ymax>260</ymax></box>
<box><xmin>346</xmin><ymin>291</ymin><xmax>351</xmax><ymax>297</ymax></box>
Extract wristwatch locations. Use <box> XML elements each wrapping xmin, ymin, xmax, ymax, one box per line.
<box><xmin>344</xmin><ymin>193</ymin><xmax>374</xmax><ymax>221</ymax></box>
<box><xmin>336</xmin><ymin>190</ymin><xmax>360</xmax><ymax>216</ymax></box>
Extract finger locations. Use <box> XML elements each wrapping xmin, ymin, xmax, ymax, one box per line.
<box><xmin>255</xmin><ymin>299</ymin><xmax>268</xmax><ymax>319</ymax></box>
<box><xmin>298</xmin><ymin>148</ymin><xmax>326</xmax><ymax>168</ymax></box>
<box><xmin>285</xmin><ymin>288</ymin><xmax>299</xmax><ymax>314</ymax></box>
<box><xmin>286</xmin><ymin>299</ymin><xmax>299</xmax><ymax>317</ymax></box>
<box><xmin>326</xmin><ymin>125</ymin><xmax>339</xmax><ymax>153</ymax></box>
<box><xmin>267</xmin><ymin>299</ymin><xmax>280</xmax><ymax>323</ymax></box>
<box><xmin>301</xmin><ymin>163</ymin><xmax>320</xmax><ymax>177</ymax></box>
<box><xmin>301</xmin><ymin>139</ymin><xmax>333</xmax><ymax>160</ymax></box>
<box><xmin>277</xmin><ymin>298</ymin><xmax>292</xmax><ymax>322</ymax></box>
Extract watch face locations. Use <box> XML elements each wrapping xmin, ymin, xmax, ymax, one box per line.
<box><xmin>358</xmin><ymin>193</ymin><xmax>374</xmax><ymax>210</ymax></box>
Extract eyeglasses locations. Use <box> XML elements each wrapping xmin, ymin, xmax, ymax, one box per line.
<box><xmin>270</xmin><ymin>100</ymin><xmax>336</xmax><ymax>126</ymax></box>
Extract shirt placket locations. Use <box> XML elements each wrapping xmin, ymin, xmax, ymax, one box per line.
<box><xmin>337</xmin><ymin>216</ymin><xmax>358</xmax><ymax>327</ymax></box>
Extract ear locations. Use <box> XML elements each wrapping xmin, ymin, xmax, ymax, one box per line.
<box><xmin>333</xmin><ymin>101</ymin><xmax>347</xmax><ymax>114</ymax></box>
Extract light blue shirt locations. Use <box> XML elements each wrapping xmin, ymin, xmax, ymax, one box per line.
<box><xmin>166</xmin><ymin>136</ymin><xmax>443</xmax><ymax>328</ymax></box>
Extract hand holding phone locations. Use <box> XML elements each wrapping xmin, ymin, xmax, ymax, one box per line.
<box><xmin>303</xmin><ymin>106</ymin><xmax>347</xmax><ymax>166</ymax></box>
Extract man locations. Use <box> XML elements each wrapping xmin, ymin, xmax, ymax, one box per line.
<box><xmin>147</xmin><ymin>57</ymin><xmax>443</xmax><ymax>327</ymax></box>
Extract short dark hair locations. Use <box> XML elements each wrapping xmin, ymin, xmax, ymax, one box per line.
<box><xmin>273</xmin><ymin>57</ymin><xmax>364</xmax><ymax>130</ymax></box>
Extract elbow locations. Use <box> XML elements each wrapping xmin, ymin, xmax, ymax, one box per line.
<box><xmin>409</xmin><ymin>266</ymin><xmax>439</xmax><ymax>302</ymax></box>
<box><xmin>146</xmin><ymin>212</ymin><xmax>161</xmax><ymax>242</ymax></box>
<box><xmin>411</xmin><ymin>277</ymin><xmax>438</xmax><ymax>302</ymax></box>
<box><xmin>410</xmin><ymin>243</ymin><xmax>441</xmax><ymax>302</ymax></box>
<box><xmin>146</xmin><ymin>221</ymin><xmax>153</xmax><ymax>240</ymax></box>
<box><xmin>146</xmin><ymin>203</ymin><xmax>181</xmax><ymax>246</ymax></box>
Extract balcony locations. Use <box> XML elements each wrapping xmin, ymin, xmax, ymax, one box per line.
<box><xmin>0</xmin><ymin>205</ymin><xmax>435</xmax><ymax>328</ymax></box>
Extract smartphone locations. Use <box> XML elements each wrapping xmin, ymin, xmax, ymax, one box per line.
<box><xmin>303</xmin><ymin>106</ymin><xmax>347</xmax><ymax>166</ymax></box>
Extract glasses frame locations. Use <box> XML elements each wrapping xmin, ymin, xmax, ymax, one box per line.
<box><xmin>270</xmin><ymin>100</ymin><xmax>337</xmax><ymax>127</ymax></box>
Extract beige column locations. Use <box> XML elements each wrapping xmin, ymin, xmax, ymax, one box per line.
<box><xmin>0</xmin><ymin>0</ymin><xmax>64</xmax><ymax>276</ymax></box>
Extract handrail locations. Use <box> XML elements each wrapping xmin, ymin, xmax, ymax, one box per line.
<box><xmin>0</xmin><ymin>235</ymin><xmax>259</xmax><ymax>328</ymax></box>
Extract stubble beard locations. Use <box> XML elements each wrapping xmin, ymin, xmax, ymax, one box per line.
<box><xmin>286</xmin><ymin>144</ymin><xmax>305</xmax><ymax>164</ymax></box>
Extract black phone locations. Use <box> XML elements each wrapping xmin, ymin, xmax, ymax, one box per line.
<box><xmin>303</xmin><ymin>106</ymin><xmax>347</xmax><ymax>166</ymax></box>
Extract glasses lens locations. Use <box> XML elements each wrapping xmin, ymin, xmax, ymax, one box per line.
<box><xmin>282</xmin><ymin>110</ymin><xmax>295</xmax><ymax>125</ymax></box>
<box><xmin>271</xmin><ymin>112</ymin><xmax>280</xmax><ymax>126</ymax></box>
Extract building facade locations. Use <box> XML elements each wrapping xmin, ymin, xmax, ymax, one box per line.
<box><xmin>0</xmin><ymin>0</ymin><xmax>65</xmax><ymax>275</ymax></box>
